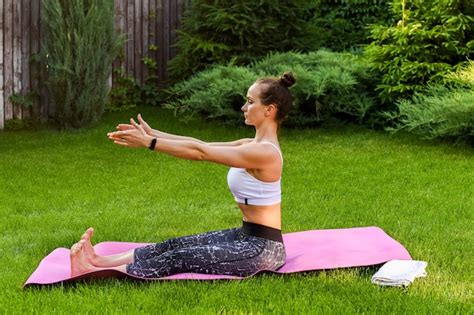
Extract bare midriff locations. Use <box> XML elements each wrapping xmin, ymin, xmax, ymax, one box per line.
<box><xmin>238</xmin><ymin>203</ymin><xmax>281</xmax><ymax>230</ymax></box>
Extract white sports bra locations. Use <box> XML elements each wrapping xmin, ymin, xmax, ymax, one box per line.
<box><xmin>227</xmin><ymin>142</ymin><xmax>283</xmax><ymax>206</ymax></box>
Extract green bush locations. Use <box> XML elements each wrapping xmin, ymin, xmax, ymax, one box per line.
<box><xmin>165</xmin><ymin>50</ymin><xmax>377</xmax><ymax>127</ymax></box>
<box><xmin>42</xmin><ymin>0</ymin><xmax>124</xmax><ymax>128</ymax></box>
<box><xmin>165</xmin><ymin>66</ymin><xmax>255</xmax><ymax>123</ymax></box>
<box><xmin>106</xmin><ymin>68</ymin><xmax>140</xmax><ymax>112</ymax></box>
<box><xmin>311</xmin><ymin>0</ymin><xmax>395</xmax><ymax>52</ymax></box>
<box><xmin>4</xmin><ymin>118</ymin><xmax>35</xmax><ymax>131</ymax></box>
<box><xmin>107</xmin><ymin>44</ymin><xmax>161</xmax><ymax>112</ymax></box>
<box><xmin>168</xmin><ymin>0</ymin><xmax>319</xmax><ymax>81</ymax></box>
<box><xmin>386</xmin><ymin>61</ymin><xmax>474</xmax><ymax>143</ymax></box>
<box><xmin>365</xmin><ymin>0</ymin><xmax>474</xmax><ymax>104</ymax></box>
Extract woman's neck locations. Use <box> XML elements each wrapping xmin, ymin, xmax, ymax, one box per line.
<box><xmin>254</xmin><ymin>122</ymin><xmax>278</xmax><ymax>143</ymax></box>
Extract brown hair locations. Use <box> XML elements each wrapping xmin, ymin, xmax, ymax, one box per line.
<box><xmin>256</xmin><ymin>71</ymin><xmax>296</xmax><ymax>124</ymax></box>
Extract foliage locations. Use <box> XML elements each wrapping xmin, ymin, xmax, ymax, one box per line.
<box><xmin>4</xmin><ymin>118</ymin><xmax>35</xmax><ymax>131</ymax></box>
<box><xmin>6</xmin><ymin>92</ymin><xmax>38</xmax><ymax>130</ymax></box>
<box><xmin>106</xmin><ymin>68</ymin><xmax>140</xmax><ymax>112</ymax></box>
<box><xmin>165</xmin><ymin>66</ymin><xmax>256</xmax><ymax>122</ymax></box>
<box><xmin>107</xmin><ymin>44</ymin><xmax>161</xmax><ymax>112</ymax></box>
<box><xmin>386</xmin><ymin>61</ymin><xmax>474</xmax><ymax>143</ymax></box>
<box><xmin>168</xmin><ymin>0</ymin><xmax>319</xmax><ymax>81</ymax></box>
<box><xmin>165</xmin><ymin>50</ymin><xmax>377</xmax><ymax>127</ymax></box>
<box><xmin>311</xmin><ymin>0</ymin><xmax>395</xmax><ymax>52</ymax></box>
<box><xmin>41</xmin><ymin>0</ymin><xmax>124</xmax><ymax>128</ymax></box>
<box><xmin>365</xmin><ymin>0</ymin><xmax>474</xmax><ymax>104</ymax></box>
<box><xmin>140</xmin><ymin>46</ymin><xmax>161</xmax><ymax>107</ymax></box>
<box><xmin>9</xmin><ymin>91</ymin><xmax>36</xmax><ymax>109</ymax></box>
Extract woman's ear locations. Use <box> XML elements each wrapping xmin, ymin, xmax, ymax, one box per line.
<box><xmin>267</xmin><ymin>104</ymin><xmax>278</xmax><ymax>116</ymax></box>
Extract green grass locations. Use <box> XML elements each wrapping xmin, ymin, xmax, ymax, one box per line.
<box><xmin>0</xmin><ymin>107</ymin><xmax>472</xmax><ymax>314</ymax></box>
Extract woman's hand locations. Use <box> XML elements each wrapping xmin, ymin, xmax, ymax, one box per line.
<box><xmin>116</xmin><ymin>114</ymin><xmax>154</xmax><ymax>135</ymax></box>
<box><xmin>107</xmin><ymin>118</ymin><xmax>154</xmax><ymax>148</ymax></box>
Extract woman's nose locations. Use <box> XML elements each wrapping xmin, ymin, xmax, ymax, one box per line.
<box><xmin>241</xmin><ymin>103</ymin><xmax>247</xmax><ymax>111</ymax></box>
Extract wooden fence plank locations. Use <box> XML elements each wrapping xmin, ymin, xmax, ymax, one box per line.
<box><xmin>0</xmin><ymin>0</ymin><xmax>4</xmax><ymax>129</ymax></box>
<box><xmin>142</xmin><ymin>0</ymin><xmax>149</xmax><ymax>83</ymax></box>
<box><xmin>169</xmin><ymin>0</ymin><xmax>177</xmax><ymax>59</ymax></box>
<box><xmin>39</xmin><ymin>1</ymin><xmax>48</xmax><ymax>121</ymax></box>
<box><xmin>13</xmin><ymin>0</ymin><xmax>22</xmax><ymax>119</ymax></box>
<box><xmin>126</xmin><ymin>0</ymin><xmax>134</xmax><ymax>75</ymax></box>
<box><xmin>156</xmin><ymin>0</ymin><xmax>164</xmax><ymax>81</ymax></box>
<box><xmin>4</xmin><ymin>0</ymin><xmax>14</xmax><ymax>122</ymax></box>
<box><xmin>118</xmin><ymin>0</ymin><xmax>126</xmax><ymax>72</ymax></box>
<box><xmin>114</xmin><ymin>0</ymin><xmax>127</xmax><ymax>84</ymax></box>
<box><xmin>134</xmin><ymin>0</ymin><xmax>142</xmax><ymax>84</ymax></box>
<box><xmin>21</xmin><ymin>0</ymin><xmax>31</xmax><ymax>119</ymax></box>
<box><xmin>112</xmin><ymin>0</ymin><xmax>120</xmax><ymax>85</ymax></box>
<box><xmin>162</xmin><ymin>0</ymin><xmax>170</xmax><ymax>80</ymax></box>
<box><xmin>149</xmin><ymin>0</ymin><xmax>158</xmax><ymax>82</ymax></box>
<box><xmin>30</xmin><ymin>0</ymin><xmax>40</xmax><ymax>122</ymax></box>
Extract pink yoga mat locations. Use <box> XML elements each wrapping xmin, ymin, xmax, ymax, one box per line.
<box><xmin>24</xmin><ymin>226</ymin><xmax>411</xmax><ymax>287</ymax></box>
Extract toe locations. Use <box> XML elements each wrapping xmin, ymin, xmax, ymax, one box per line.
<box><xmin>77</xmin><ymin>240</ymin><xmax>85</xmax><ymax>249</ymax></box>
<box><xmin>71</xmin><ymin>243</ymin><xmax>80</xmax><ymax>254</ymax></box>
<box><xmin>82</xmin><ymin>228</ymin><xmax>94</xmax><ymax>240</ymax></box>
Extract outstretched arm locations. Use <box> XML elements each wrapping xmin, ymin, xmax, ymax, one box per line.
<box><xmin>117</xmin><ymin>114</ymin><xmax>252</xmax><ymax>147</ymax></box>
<box><xmin>107</xmin><ymin>122</ymin><xmax>277</xmax><ymax>169</ymax></box>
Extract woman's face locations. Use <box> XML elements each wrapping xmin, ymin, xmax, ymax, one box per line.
<box><xmin>241</xmin><ymin>83</ymin><xmax>268</xmax><ymax>126</ymax></box>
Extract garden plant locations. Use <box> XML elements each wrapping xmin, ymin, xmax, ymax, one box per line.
<box><xmin>41</xmin><ymin>0</ymin><xmax>124</xmax><ymax>128</ymax></box>
<box><xmin>1</xmin><ymin>0</ymin><xmax>473</xmax><ymax>313</ymax></box>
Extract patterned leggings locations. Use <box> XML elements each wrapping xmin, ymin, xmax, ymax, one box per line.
<box><xmin>125</xmin><ymin>223</ymin><xmax>286</xmax><ymax>278</ymax></box>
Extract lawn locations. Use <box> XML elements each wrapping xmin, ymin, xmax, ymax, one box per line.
<box><xmin>0</xmin><ymin>106</ymin><xmax>472</xmax><ymax>313</ymax></box>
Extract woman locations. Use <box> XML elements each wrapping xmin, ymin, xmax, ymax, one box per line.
<box><xmin>70</xmin><ymin>72</ymin><xmax>296</xmax><ymax>278</ymax></box>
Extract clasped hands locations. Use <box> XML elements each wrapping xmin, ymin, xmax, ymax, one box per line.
<box><xmin>107</xmin><ymin>114</ymin><xmax>155</xmax><ymax>148</ymax></box>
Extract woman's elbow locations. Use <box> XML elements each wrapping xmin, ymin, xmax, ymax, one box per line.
<box><xmin>192</xmin><ymin>145</ymin><xmax>208</xmax><ymax>161</ymax></box>
<box><xmin>192</xmin><ymin>149</ymin><xmax>206</xmax><ymax>161</ymax></box>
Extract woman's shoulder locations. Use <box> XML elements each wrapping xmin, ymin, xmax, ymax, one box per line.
<box><xmin>243</xmin><ymin>141</ymin><xmax>282</xmax><ymax>165</ymax></box>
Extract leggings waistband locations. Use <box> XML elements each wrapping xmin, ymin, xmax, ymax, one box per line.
<box><xmin>241</xmin><ymin>221</ymin><xmax>283</xmax><ymax>243</ymax></box>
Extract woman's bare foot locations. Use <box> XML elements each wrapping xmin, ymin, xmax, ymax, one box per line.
<box><xmin>80</xmin><ymin>227</ymin><xmax>98</xmax><ymax>265</ymax></box>
<box><xmin>75</xmin><ymin>227</ymin><xmax>134</xmax><ymax>268</ymax></box>
<box><xmin>70</xmin><ymin>240</ymin><xmax>99</xmax><ymax>277</ymax></box>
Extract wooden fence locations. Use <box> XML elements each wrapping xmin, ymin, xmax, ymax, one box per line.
<box><xmin>0</xmin><ymin>0</ymin><xmax>191</xmax><ymax>130</ymax></box>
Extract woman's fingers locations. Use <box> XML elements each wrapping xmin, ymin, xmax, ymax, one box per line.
<box><xmin>138</xmin><ymin>114</ymin><xmax>152</xmax><ymax>130</ymax></box>
<box><xmin>107</xmin><ymin>131</ymin><xmax>125</xmax><ymax>141</ymax></box>
<box><xmin>108</xmin><ymin>130</ymin><xmax>132</xmax><ymax>137</ymax></box>
<box><xmin>116</xmin><ymin>124</ymin><xmax>134</xmax><ymax>131</ymax></box>
<box><xmin>134</xmin><ymin>122</ymin><xmax>147</xmax><ymax>135</ymax></box>
<box><xmin>138</xmin><ymin>114</ymin><xmax>148</xmax><ymax>126</ymax></box>
<box><xmin>113</xmin><ymin>140</ymin><xmax>129</xmax><ymax>147</ymax></box>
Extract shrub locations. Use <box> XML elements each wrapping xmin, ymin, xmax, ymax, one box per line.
<box><xmin>165</xmin><ymin>50</ymin><xmax>377</xmax><ymax>127</ymax></box>
<box><xmin>4</xmin><ymin>118</ymin><xmax>35</xmax><ymax>131</ymax></box>
<box><xmin>365</xmin><ymin>0</ymin><xmax>474</xmax><ymax>104</ymax></box>
<box><xmin>106</xmin><ymin>68</ymin><xmax>140</xmax><ymax>112</ymax></box>
<box><xmin>107</xmin><ymin>45</ymin><xmax>161</xmax><ymax>112</ymax></box>
<box><xmin>311</xmin><ymin>0</ymin><xmax>395</xmax><ymax>52</ymax></box>
<box><xmin>165</xmin><ymin>66</ymin><xmax>256</xmax><ymax>124</ymax></box>
<box><xmin>386</xmin><ymin>61</ymin><xmax>474</xmax><ymax>143</ymax></box>
<box><xmin>42</xmin><ymin>0</ymin><xmax>124</xmax><ymax>128</ymax></box>
<box><xmin>168</xmin><ymin>0</ymin><xmax>319</xmax><ymax>81</ymax></box>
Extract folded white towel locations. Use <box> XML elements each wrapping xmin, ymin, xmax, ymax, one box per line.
<box><xmin>372</xmin><ymin>260</ymin><xmax>427</xmax><ymax>287</ymax></box>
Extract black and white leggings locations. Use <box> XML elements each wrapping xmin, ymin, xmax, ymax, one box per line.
<box><xmin>126</xmin><ymin>221</ymin><xmax>286</xmax><ymax>278</ymax></box>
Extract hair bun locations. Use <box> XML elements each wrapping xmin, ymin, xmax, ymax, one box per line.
<box><xmin>279</xmin><ymin>71</ymin><xmax>296</xmax><ymax>88</ymax></box>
